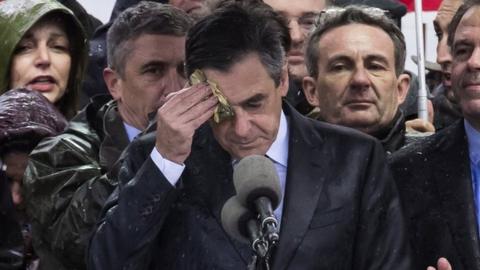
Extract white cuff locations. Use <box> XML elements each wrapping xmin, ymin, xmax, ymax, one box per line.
<box><xmin>150</xmin><ymin>148</ymin><xmax>185</xmax><ymax>187</ymax></box>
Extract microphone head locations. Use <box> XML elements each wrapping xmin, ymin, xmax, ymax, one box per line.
<box><xmin>233</xmin><ymin>155</ymin><xmax>281</xmax><ymax>209</ymax></box>
<box><xmin>221</xmin><ymin>196</ymin><xmax>254</xmax><ymax>244</ymax></box>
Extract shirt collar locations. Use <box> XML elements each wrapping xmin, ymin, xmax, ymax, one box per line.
<box><xmin>266</xmin><ymin>110</ymin><xmax>289</xmax><ymax>167</ymax></box>
<box><xmin>123</xmin><ymin>122</ymin><xmax>141</xmax><ymax>142</ymax></box>
<box><xmin>465</xmin><ymin>119</ymin><xmax>480</xmax><ymax>165</ymax></box>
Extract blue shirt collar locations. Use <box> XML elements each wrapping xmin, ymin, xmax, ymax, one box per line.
<box><xmin>465</xmin><ymin>119</ymin><xmax>480</xmax><ymax>165</ymax></box>
<box><xmin>266</xmin><ymin>110</ymin><xmax>289</xmax><ymax>167</ymax></box>
<box><xmin>123</xmin><ymin>122</ymin><xmax>141</xmax><ymax>142</ymax></box>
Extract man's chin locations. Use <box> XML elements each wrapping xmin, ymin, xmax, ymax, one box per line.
<box><xmin>287</xmin><ymin>64</ymin><xmax>308</xmax><ymax>81</ymax></box>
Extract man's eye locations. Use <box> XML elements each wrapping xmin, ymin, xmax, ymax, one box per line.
<box><xmin>145</xmin><ymin>66</ymin><xmax>165</xmax><ymax>76</ymax></box>
<box><xmin>299</xmin><ymin>17</ymin><xmax>316</xmax><ymax>30</ymax></box>
<box><xmin>330</xmin><ymin>64</ymin><xmax>347</xmax><ymax>72</ymax></box>
<box><xmin>368</xmin><ymin>63</ymin><xmax>386</xmax><ymax>71</ymax></box>
<box><xmin>454</xmin><ymin>46</ymin><xmax>470</xmax><ymax>58</ymax></box>
<box><xmin>247</xmin><ymin>101</ymin><xmax>261</xmax><ymax>108</ymax></box>
<box><xmin>435</xmin><ymin>31</ymin><xmax>443</xmax><ymax>42</ymax></box>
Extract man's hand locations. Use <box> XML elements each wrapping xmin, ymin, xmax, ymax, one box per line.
<box><xmin>405</xmin><ymin>118</ymin><xmax>435</xmax><ymax>133</ymax></box>
<box><xmin>155</xmin><ymin>83</ymin><xmax>218</xmax><ymax>164</ymax></box>
<box><xmin>427</xmin><ymin>257</ymin><xmax>452</xmax><ymax>270</ymax></box>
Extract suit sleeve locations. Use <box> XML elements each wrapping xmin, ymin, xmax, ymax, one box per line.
<box><xmin>87</xmin><ymin>137</ymin><xmax>180</xmax><ymax>270</ymax></box>
<box><xmin>354</xmin><ymin>141</ymin><xmax>413</xmax><ymax>270</ymax></box>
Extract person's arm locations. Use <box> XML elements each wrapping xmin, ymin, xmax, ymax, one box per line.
<box><xmin>88</xmin><ymin>83</ymin><xmax>218</xmax><ymax>270</ymax></box>
<box><xmin>354</xmin><ymin>141</ymin><xmax>413</xmax><ymax>270</ymax></box>
<box><xmin>23</xmin><ymin>130</ymin><xmax>118</xmax><ymax>269</ymax></box>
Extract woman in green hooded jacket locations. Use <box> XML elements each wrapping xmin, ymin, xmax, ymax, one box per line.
<box><xmin>0</xmin><ymin>0</ymin><xmax>88</xmax><ymax>120</ymax></box>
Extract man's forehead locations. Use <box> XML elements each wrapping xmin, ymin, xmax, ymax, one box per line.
<box><xmin>454</xmin><ymin>6</ymin><xmax>480</xmax><ymax>42</ymax></box>
<box><xmin>435</xmin><ymin>0</ymin><xmax>463</xmax><ymax>25</ymax></box>
<box><xmin>319</xmin><ymin>23</ymin><xmax>393</xmax><ymax>51</ymax></box>
<box><xmin>128</xmin><ymin>34</ymin><xmax>185</xmax><ymax>59</ymax></box>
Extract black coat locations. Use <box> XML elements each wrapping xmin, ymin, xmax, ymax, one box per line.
<box><xmin>88</xmin><ymin>104</ymin><xmax>412</xmax><ymax>270</ymax></box>
<box><xmin>24</xmin><ymin>95</ymin><xmax>130</xmax><ymax>270</ymax></box>
<box><xmin>390</xmin><ymin>120</ymin><xmax>480</xmax><ymax>270</ymax></box>
<box><xmin>0</xmin><ymin>170</ymin><xmax>23</xmax><ymax>270</ymax></box>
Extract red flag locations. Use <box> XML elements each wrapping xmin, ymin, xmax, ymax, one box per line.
<box><xmin>398</xmin><ymin>0</ymin><xmax>442</xmax><ymax>11</ymax></box>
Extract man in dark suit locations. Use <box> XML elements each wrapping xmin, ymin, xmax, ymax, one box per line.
<box><xmin>390</xmin><ymin>1</ymin><xmax>480</xmax><ymax>270</ymax></box>
<box><xmin>88</xmin><ymin>1</ymin><xmax>412</xmax><ymax>269</ymax></box>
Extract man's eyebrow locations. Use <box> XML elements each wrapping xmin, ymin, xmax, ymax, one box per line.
<box><xmin>327</xmin><ymin>55</ymin><xmax>352</xmax><ymax>64</ymax></box>
<box><xmin>239</xmin><ymin>93</ymin><xmax>265</xmax><ymax>106</ymax></box>
<box><xmin>366</xmin><ymin>54</ymin><xmax>389</xmax><ymax>64</ymax></box>
<box><xmin>453</xmin><ymin>39</ymin><xmax>472</xmax><ymax>49</ymax></box>
<box><xmin>140</xmin><ymin>60</ymin><xmax>167</xmax><ymax>69</ymax></box>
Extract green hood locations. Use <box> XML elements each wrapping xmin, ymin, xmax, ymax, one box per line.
<box><xmin>0</xmin><ymin>0</ymin><xmax>88</xmax><ymax>119</ymax></box>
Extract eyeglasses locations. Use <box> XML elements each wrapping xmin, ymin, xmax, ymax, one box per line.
<box><xmin>315</xmin><ymin>6</ymin><xmax>390</xmax><ymax>27</ymax></box>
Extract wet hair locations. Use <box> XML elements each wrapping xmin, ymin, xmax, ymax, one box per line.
<box><xmin>447</xmin><ymin>0</ymin><xmax>480</xmax><ymax>48</ymax></box>
<box><xmin>107</xmin><ymin>2</ymin><xmax>193</xmax><ymax>77</ymax></box>
<box><xmin>305</xmin><ymin>5</ymin><xmax>406</xmax><ymax>78</ymax></box>
<box><xmin>185</xmin><ymin>0</ymin><xmax>291</xmax><ymax>87</ymax></box>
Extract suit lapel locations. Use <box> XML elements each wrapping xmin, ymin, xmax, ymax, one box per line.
<box><xmin>188</xmin><ymin>125</ymin><xmax>252</xmax><ymax>264</ymax></box>
<box><xmin>435</xmin><ymin>121</ymin><xmax>480</xmax><ymax>269</ymax></box>
<box><xmin>272</xmin><ymin>105</ymin><xmax>327</xmax><ymax>270</ymax></box>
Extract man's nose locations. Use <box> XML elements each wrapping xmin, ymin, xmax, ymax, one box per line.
<box><xmin>34</xmin><ymin>45</ymin><xmax>51</xmax><ymax>68</ymax></box>
<box><xmin>233</xmin><ymin>111</ymin><xmax>251</xmax><ymax>138</ymax></box>
<box><xmin>165</xmin><ymin>68</ymin><xmax>187</xmax><ymax>95</ymax></box>
<box><xmin>350</xmin><ymin>66</ymin><xmax>371</xmax><ymax>89</ymax></box>
<box><xmin>436</xmin><ymin>36</ymin><xmax>452</xmax><ymax>70</ymax></box>
<box><xmin>289</xmin><ymin>20</ymin><xmax>304</xmax><ymax>45</ymax></box>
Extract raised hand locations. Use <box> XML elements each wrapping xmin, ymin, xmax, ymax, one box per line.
<box><xmin>155</xmin><ymin>83</ymin><xmax>218</xmax><ymax>164</ymax></box>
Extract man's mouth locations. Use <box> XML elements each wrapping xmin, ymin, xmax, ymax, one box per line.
<box><xmin>288</xmin><ymin>51</ymin><xmax>304</xmax><ymax>64</ymax></box>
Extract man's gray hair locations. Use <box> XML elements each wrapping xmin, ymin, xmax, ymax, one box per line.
<box><xmin>107</xmin><ymin>2</ymin><xmax>193</xmax><ymax>77</ymax></box>
<box><xmin>305</xmin><ymin>5</ymin><xmax>406</xmax><ymax>78</ymax></box>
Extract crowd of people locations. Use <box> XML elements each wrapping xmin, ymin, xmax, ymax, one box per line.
<box><xmin>0</xmin><ymin>0</ymin><xmax>477</xmax><ymax>269</ymax></box>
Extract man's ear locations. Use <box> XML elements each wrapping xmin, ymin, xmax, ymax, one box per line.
<box><xmin>103</xmin><ymin>67</ymin><xmax>122</xmax><ymax>101</ymax></box>
<box><xmin>396</xmin><ymin>73</ymin><xmax>410</xmax><ymax>105</ymax></box>
<box><xmin>302</xmin><ymin>76</ymin><xmax>320</xmax><ymax>107</ymax></box>
<box><xmin>279</xmin><ymin>62</ymin><xmax>289</xmax><ymax>97</ymax></box>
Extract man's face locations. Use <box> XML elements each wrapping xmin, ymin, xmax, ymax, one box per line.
<box><xmin>204</xmin><ymin>53</ymin><xmax>288</xmax><ymax>160</ymax></box>
<box><xmin>263</xmin><ymin>0</ymin><xmax>326</xmax><ymax>81</ymax></box>
<box><xmin>451</xmin><ymin>6</ymin><xmax>480</xmax><ymax>129</ymax></box>
<box><xmin>303</xmin><ymin>23</ymin><xmax>409</xmax><ymax>134</ymax></box>
<box><xmin>107</xmin><ymin>34</ymin><xmax>186</xmax><ymax>129</ymax></box>
<box><xmin>433</xmin><ymin>0</ymin><xmax>463</xmax><ymax>90</ymax></box>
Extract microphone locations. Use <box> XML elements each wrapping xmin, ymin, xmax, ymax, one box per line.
<box><xmin>233</xmin><ymin>155</ymin><xmax>281</xmax><ymax>246</ymax></box>
<box><xmin>221</xmin><ymin>196</ymin><xmax>268</xmax><ymax>258</ymax></box>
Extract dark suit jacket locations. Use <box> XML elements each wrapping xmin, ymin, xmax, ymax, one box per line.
<box><xmin>390</xmin><ymin>120</ymin><xmax>480</xmax><ymax>270</ymax></box>
<box><xmin>88</xmin><ymin>104</ymin><xmax>411</xmax><ymax>270</ymax></box>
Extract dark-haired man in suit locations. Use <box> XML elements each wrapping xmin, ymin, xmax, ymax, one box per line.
<box><xmin>88</xmin><ymin>1</ymin><xmax>412</xmax><ymax>269</ymax></box>
<box><xmin>390</xmin><ymin>1</ymin><xmax>480</xmax><ymax>269</ymax></box>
